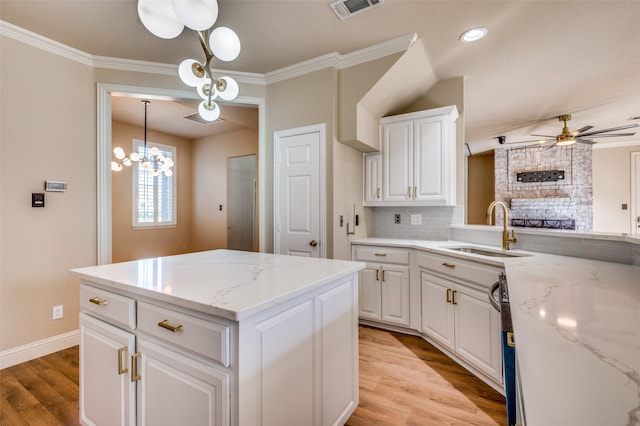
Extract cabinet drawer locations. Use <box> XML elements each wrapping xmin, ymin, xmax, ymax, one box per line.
<box><xmin>80</xmin><ymin>284</ymin><xmax>136</xmax><ymax>330</ymax></box>
<box><xmin>137</xmin><ymin>302</ymin><xmax>230</xmax><ymax>367</ymax></box>
<box><xmin>416</xmin><ymin>252</ymin><xmax>503</xmax><ymax>287</ymax></box>
<box><xmin>353</xmin><ymin>246</ymin><xmax>410</xmax><ymax>265</ymax></box>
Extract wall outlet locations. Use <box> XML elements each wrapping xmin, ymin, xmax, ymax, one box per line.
<box><xmin>52</xmin><ymin>305</ymin><xmax>63</xmax><ymax>320</ymax></box>
<box><xmin>394</xmin><ymin>214</ymin><xmax>401</xmax><ymax>224</ymax></box>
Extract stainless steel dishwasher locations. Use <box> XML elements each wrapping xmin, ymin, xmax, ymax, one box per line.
<box><xmin>489</xmin><ymin>272</ymin><xmax>525</xmax><ymax>426</ymax></box>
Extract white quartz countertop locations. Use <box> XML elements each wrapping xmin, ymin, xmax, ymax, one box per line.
<box><xmin>352</xmin><ymin>238</ymin><xmax>640</xmax><ymax>425</ymax></box>
<box><xmin>71</xmin><ymin>250</ymin><xmax>364</xmax><ymax>321</ymax></box>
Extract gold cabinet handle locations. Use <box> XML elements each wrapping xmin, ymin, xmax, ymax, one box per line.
<box><xmin>309</xmin><ymin>240</ymin><xmax>318</xmax><ymax>247</ymax></box>
<box><xmin>446</xmin><ymin>288</ymin><xmax>452</xmax><ymax>303</ymax></box>
<box><xmin>158</xmin><ymin>319</ymin><xmax>183</xmax><ymax>333</ymax></box>
<box><xmin>117</xmin><ymin>346</ymin><xmax>128</xmax><ymax>375</ymax></box>
<box><xmin>375</xmin><ymin>269</ymin><xmax>379</xmax><ymax>281</ymax></box>
<box><xmin>89</xmin><ymin>297</ymin><xmax>108</xmax><ymax>306</ymax></box>
<box><xmin>131</xmin><ymin>352</ymin><xmax>141</xmax><ymax>382</ymax></box>
<box><xmin>442</xmin><ymin>262</ymin><xmax>456</xmax><ymax>269</ymax></box>
<box><xmin>374</xmin><ymin>252</ymin><xmax>387</xmax><ymax>257</ymax></box>
<box><xmin>414</xmin><ymin>186</ymin><xmax>417</xmax><ymax>198</ymax></box>
<box><xmin>407</xmin><ymin>186</ymin><xmax>411</xmax><ymax>198</ymax></box>
<box><xmin>452</xmin><ymin>290</ymin><xmax>457</xmax><ymax>305</ymax></box>
<box><xmin>381</xmin><ymin>269</ymin><xmax>385</xmax><ymax>282</ymax></box>
<box><xmin>507</xmin><ymin>332</ymin><xmax>515</xmax><ymax>347</ymax></box>
<box><xmin>376</xmin><ymin>187</ymin><xmax>380</xmax><ymax>199</ymax></box>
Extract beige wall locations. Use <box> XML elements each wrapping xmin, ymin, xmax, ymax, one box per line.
<box><xmin>593</xmin><ymin>145</ymin><xmax>640</xmax><ymax>233</ymax></box>
<box><xmin>265</xmin><ymin>68</ymin><xmax>337</xmax><ymax>256</ymax></box>
<box><xmin>1</xmin><ymin>37</ymin><xmax>96</xmax><ymax>351</ymax></box>
<box><xmin>111</xmin><ymin>121</ymin><xmax>193</xmax><ymax>263</ymax></box>
<box><xmin>191</xmin><ymin>127</ymin><xmax>259</xmax><ymax>252</ymax></box>
<box><xmin>467</xmin><ymin>152</ymin><xmax>495</xmax><ymax>224</ymax></box>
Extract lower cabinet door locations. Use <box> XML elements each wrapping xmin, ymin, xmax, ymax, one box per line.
<box><xmin>79</xmin><ymin>313</ymin><xmax>136</xmax><ymax>426</ymax></box>
<box><xmin>420</xmin><ymin>273</ymin><xmax>455</xmax><ymax>351</ymax></box>
<box><xmin>358</xmin><ymin>265</ymin><xmax>382</xmax><ymax>320</ymax></box>
<box><xmin>136</xmin><ymin>338</ymin><xmax>230</xmax><ymax>426</ymax></box>
<box><xmin>380</xmin><ymin>264</ymin><xmax>410</xmax><ymax>326</ymax></box>
<box><xmin>454</xmin><ymin>283</ymin><xmax>502</xmax><ymax>383</ymax></box>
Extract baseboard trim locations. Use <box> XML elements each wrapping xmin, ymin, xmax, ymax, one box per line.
<box><xmin>0</xmin><ymin>330</ymin><xmax>79</xmax><ymax>370</ymax></box>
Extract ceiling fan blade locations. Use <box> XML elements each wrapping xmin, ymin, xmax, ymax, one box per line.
<box><xmin>576</xmin><ymin>139</ymin><xmax>597</xmax><ymax>145</ymax></box>
<box><xmin>505</xmin><ymin>139</ymin><xmax>552</xmax><ymax>145</ymax></box>
<box><xmin>573</xmin><ymin>125</ymin><xmax>593</xmax><ymax>135</ymax></box>
<box><xmin>576</xmin><ymin>132</ymin><xmax>636</xmax><ymax>138</ymax></box>
<box><xmin>579</xmin><ymin>123</ymin><xmax>639</xmax><ymax>137</ymax></box>
<box><xmin>530</xmin><ymin>134</ymin><xmax>556</xmax><ymax>138</ymax></box>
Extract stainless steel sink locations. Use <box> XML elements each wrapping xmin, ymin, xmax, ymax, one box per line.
<box><xmin>447</xmin><ymin>247</ymin><xmax>530</xmax><ymax>258</ymax></box>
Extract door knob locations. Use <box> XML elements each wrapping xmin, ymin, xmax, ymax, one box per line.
<box><xmin>309</xmin><ymin>240</ymin><xmax>318</xmax><ymax>247</ymax></box>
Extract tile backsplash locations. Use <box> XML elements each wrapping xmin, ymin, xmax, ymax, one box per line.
<box><xmin>371</xmin><ymin>206</ymin><xmax>464</xmax><ymax>240</ymax></box>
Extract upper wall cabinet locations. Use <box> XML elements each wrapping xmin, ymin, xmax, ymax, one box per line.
<box><xmin>363</xmin><ymin>152</ymin><xmax>382</xmax><ymax>205</ymax></box>
<box><xmin>373</xmin><ymin>106</ymin><xmax>459</xmax><ymax>206</ymax></box>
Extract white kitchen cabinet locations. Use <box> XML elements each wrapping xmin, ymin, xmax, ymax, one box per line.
<box><xmin>363</xmin><ymin>152</ymin><xmax>382</xmax><ymax>205</ymax></box>
<box><xmin>353</xmin><ymin>246</ymin><xmax>411</xmax><ymax>327</ymax></box>
<box><xmin>74</xmin><ymin>250</ymin><xmax>361</xmax><ymax>426</ymax></box>
<box><xmin>380</xmin><ymin>106</ymin><xmax>458</xmax><ymax>206</ymax></box>
<box><xmin>417</xmin><ymin>251</ymin><xmax>502</xmax><ymax>385</ymax></box>
<box><xmin>79</xmin><ymin>313</ymin><xmax>135</xmax><ymax>426</ymax></box>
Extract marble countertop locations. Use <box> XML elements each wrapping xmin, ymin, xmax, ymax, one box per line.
<box><xmin>71</xmin><ymin>250</ymin><xmax>364</xmax><ymax>321</ymax></box>
<box><xmin>352</xmin><ymin>238</ymin><xmax>640</xmax><ymax>425</ymax></box>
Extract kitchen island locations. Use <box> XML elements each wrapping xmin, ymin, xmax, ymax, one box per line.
<box><xmin>71</xmin><ymin>249</ymin><xmax>365</xmax><ymax>426</ymax></box>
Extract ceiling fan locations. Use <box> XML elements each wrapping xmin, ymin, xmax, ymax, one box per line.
<box><xmin>502</xmin><ymin>114</ymin><xmax>639</xmax><ymax>147</ymax></box>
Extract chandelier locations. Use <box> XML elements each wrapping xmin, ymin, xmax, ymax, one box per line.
<box><xmin>137</xmin><ymin>0</ymin><xmax>241</xmax><ymax>121</ymax></box>
<box><xmin>111</xmin><ymin>100</ymin><xmax>174</xmax><ymax>177</ymax></box>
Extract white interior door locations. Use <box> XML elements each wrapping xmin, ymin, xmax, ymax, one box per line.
<box><xmin>632</xmin><ymin>152</ymin><xmax>640</xmax><ymax>234</ymax></box>
<box><xmin>274</xmin><ymin>124</ymin><xmax>325</xmax><ymax>257</ymax></box>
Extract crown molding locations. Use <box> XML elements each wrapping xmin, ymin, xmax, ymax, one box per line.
<box><xmin>592</xmin><ymin>140</ymin><xmax>640</xmax><ymax>150</ymax></box>
<box><xmin>2</xmin><ymin>19</ymin><xmax>412</xmax><ymax>86</ymax></box>
<box><xmin>0</xmin><ymin>20</ymin><xmax>93</xmax><ymax>66</ymax></box>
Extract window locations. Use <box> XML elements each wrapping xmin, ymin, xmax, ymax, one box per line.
<box><xmin>132</xmin><ymin>139</ymin><xmax>177</xmax><ymax>228</ymax></box>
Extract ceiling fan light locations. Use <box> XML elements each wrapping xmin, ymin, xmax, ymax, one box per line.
<box><xmin>460</xmin><ymin>27</ymin><xmax>488</xmax><ymax>43</ymax></box>
<box><xmin>198</xmin><ymin>100</ymin><xmax>221</xmax><ymax>121</ymax></box>
<box><xmin>216</xmin><ymin>76</ymin><xmax>239</xmax><ymax>101</ymax></box>
<box><xmin>555</xmin><ymin>136</ymin><xmax>576</xmax><ymax>146</ymax></box>
<box><xmin>178</xmin><ymin>59</ymin><xmax>206</xmax><ymax>87</ymax></box>
<box><xmin>138</xmin><ymin>0</ymin><xmax>184</xmax><ymax>39</ymax></box>
<box><xmin>209</xmin><ymin>27</ymin><xmax>241</xmax><ymax>61</ymax></box>
<box><xmin>171</xmin><ymin>0</ymin><xmax>219</xmax><ymax>31</ymax></box>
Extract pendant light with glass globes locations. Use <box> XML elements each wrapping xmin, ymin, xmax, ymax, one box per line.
<box><xmin>111</xmin><ymin>100</ymin><xmax>174</xmax><ymax>177</ymax></box>
<box><xmin>137</xmin><ymin>0</ymin><xmax>241</xmax><ymax>122</ymax></box>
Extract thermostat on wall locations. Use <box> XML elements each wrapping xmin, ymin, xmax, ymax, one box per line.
<box><xmin>45</xmin><ymin>180</ymin><xmax>67</xmax><ymax>192</ymax></box>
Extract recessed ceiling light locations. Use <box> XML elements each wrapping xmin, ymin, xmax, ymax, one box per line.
<box><xmin>460</xmin><ymin>27</ymin><xmax>488</xmax><ymax>43</ymax></box>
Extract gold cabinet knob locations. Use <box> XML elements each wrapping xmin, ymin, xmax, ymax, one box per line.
<box><xmin>309</xmin><ymin>240</ymin><xmax>318</xmax><ymax>247</ymax></box>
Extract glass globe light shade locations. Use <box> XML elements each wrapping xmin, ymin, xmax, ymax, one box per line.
<box><xmin>130</xmin><ymin>152</ymin><xmax>140</xmax><ymax>162</ymax></box>
<box><xmin>161</xmin><ymin>163</ymin><xmax>170</xmax><ymax>172</ymax></box>
<box><xmin>196</xmin><ymin>81</ymin><xmax>218</xmax><ymax>100</ymax></box>
<box><xmin>171</xmin><ymin>0</ymin><xmax>218</xmax><ymax>31</ymax></box>
<box><xmin>138</xmin><ymin>0</ymin><xmax>184</xmax><ymax>39</ymax></box>
<box><xmin>111</xmin><ymin>161</ymin><xmax>123</xmax><ymax>171</ymax></box>
<box><xmin>164</xmin><ymin>158</ymin><xmax>175</xmax><ymax>167</ymax></box>
<box><xmin>157</xmin><ymin>154</ymin><xmax>165</xmax><ymax>162</ymax></box>
<box><xmin>142</xmin><ymin>160</ymin><xmax>153</xmax><ymax>170</ymax></box>
<box><xmin>123</xmin><ymin>158</ymin><xmax>132</xmax><ymax>167</ymax></box>
<box><xmin>152</xmin><ymin>169</ymin><xmax>160</xmax><ymax>177</ymax></box>
<box><xmin>216</xmin><ymin>76</ymin><xmax>239</xmax><ymax>101</ymax></box>
<box><xmin>150</xmin><ymin>147</ymin><xmax>160</xmax><ymax>156</ymax></box>
<box><xmin>114</xmin><ymin>147</ymin><xmax>125</xmax><ymax>159</ymax></box>
<box><xmin>198</xmin><ymin>100</ymin><xmax>221</xmax><ymax>121</ymax></box>
<box><xmin>209</xmin><ymin>27</ymin><xmax>241</xmax><ymax>62</ymax></box>
<box><xmin>178</xmin><ymin>59</ymin><xmax>206</xmax><ymax>87</ymax></box>
<box><xmin>165</xmin><ymin>169</ymin><xmax>174</xmax><ymax>177</ymax></box>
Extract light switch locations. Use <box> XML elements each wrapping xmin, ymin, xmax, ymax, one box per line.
<box><xmin>32</xmin><ymin>193</ymin><xmax>45</xmax><ymax>207</ymax></box>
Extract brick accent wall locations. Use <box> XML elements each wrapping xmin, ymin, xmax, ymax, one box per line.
<box><xmin>494</xmin><ymin>144</ymin><xmax>593</xmax><ymax>231</ymax></box>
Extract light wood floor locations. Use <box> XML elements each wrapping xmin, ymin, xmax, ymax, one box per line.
<box><xmin>0</xmin><ymin>326</ymin><xmax>506</xmax><ymax>425</ymax></box>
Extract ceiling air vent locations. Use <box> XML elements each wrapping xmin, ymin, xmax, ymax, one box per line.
<box><xmin>183</xmin><ymin>113</ymin><xmax>224</xmax><ymax>124</ymax></box>
<box><xmin>329</xmin><ymin>0</ymin><xmax>383</xmax><ymax>20</ymax></box>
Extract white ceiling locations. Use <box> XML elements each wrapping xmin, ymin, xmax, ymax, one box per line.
<box><xmin>2</xmin><ymin>0</ymin><xmax>640</xmax><ymax>152</ymax></box>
